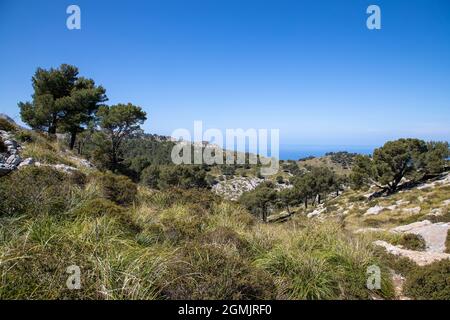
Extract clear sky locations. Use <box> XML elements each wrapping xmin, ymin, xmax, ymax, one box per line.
<box><xmin>1</xmin><ymin>0</ymin><xmax>449</xmax><ymax>149</ymax></box>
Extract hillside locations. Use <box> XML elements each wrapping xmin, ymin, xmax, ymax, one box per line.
<box><xmin>1</xmin><ymin>117</ymin><xmax>450</xmax><ymax>300</ymax></box>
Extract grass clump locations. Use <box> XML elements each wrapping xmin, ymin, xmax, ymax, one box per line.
<box><xmin>404</xmin><ymin>259</ymin><xmax>450</xmax><ymax>300</ymax></box>
<box><xmin>0</xmin><ymin>118</ymin><xmax>16</xmax><ymax>132</ymax></box>
<box><xmin>72</xmin><ymin>198</ymin><xmax>125</xmax><ymax>218</ymax></box>
<box><xmin>255</xmin><ymin>221</ymin><xmax>395</xmax><ymax>299</ymax></box>
<box><xmin>160</xmin><ymin>244</ymin><xmax>276</xmax><ymax>300</ymax></box>
<box><xmin>21</xmin><ymin>143</ymin><xmax>74</xmax><ymax>166</ymax></box>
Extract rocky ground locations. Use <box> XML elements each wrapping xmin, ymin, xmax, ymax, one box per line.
<box><xmin>0</xmin><ymin>121</ymin><xmax>94</xmax><ymax>177</ymax></box>
<box><xmin>212</xmin><ymin>176</ymin><xmax>291</xmax><ymax>200</ymax></box>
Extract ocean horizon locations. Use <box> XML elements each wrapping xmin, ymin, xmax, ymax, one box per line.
<box><xmin>278</xmin><ymin>145</ymin><xmax>375</xmax><ymax>161</ymax></box>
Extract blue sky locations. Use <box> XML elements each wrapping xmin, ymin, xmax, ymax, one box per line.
<box><xmin>1</xmin><ymin>0</ymin><xmax>449</xmax><ymax>150</ymax></box>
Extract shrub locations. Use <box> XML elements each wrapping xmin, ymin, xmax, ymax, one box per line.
<box><xmin>99</xmin><ymin>172</ymin><xmax>137</xmax><ymax>206</ymax></box>
<box><xmin>404</xmin><ymin>259</ymin><xmax>450</xmax><ymax>299</ymax></box>
<box><xmin>373</xmin><ymin>247</ymin><xmax>418</xmax><ymax>277</ymax></box>
<box><xmin>140</xmin><ymin>165</ymin><xmax>160</xmax><ymax>189</ymax></box>
<box><xmin>276</xmin><ymin>176</ymin><xmax>284</xmax><ymax>184</ymax></box>
<box><xmin>158</xmin><ymin>165</ymin><xmax>208</xmax><ymax>189</ymax></box>
<box><xmin>398</xmin><ymin>233</ymin><xmax>427</xmax><ymax>251</ymax></box>
<box><xmin>69</xmin><ymin>170</ymin><xmax>88</xmax><ymax>186</ymax></box>
<box><xmin>0</xmin><ymin>118</ymin><xmax>15</xmax><ymax>132</ymax></box>
<box><xmin>160</xmin><ymin>244</ymin><xmax>276</xmax><ymax>299</ymax></box>
<box><xmin>200</xmin><ymin>226</ymin><xmax>250</xmax><ymax>253</ymax></box>
<box><xmin>0</xmin><ymin>136</ymin><xmax>6</xmax><ymax>153</ymax></box>
<box><xmin>0</xmin><ymin>166</ymin><xmax>71</xmax><ymax>216</ymax></box>
<box><xmin>72</xmin><ymin>198</ymin><xmax>124</xmax><ymax>218</ymax></box>
<box><xmin>21</xmin><ymin>143</ymin><xmax>73</xmax><ymax>165</ymax></box>
<box><xmin>14</xmin><ymin>130</ymin><xmax>34</xmax><ymax>143</ymax></box>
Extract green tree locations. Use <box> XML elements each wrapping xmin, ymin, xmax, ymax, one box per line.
<box><xmin>278</xmin><ymin>188</ymin><xmax>300</xmax><ymax>214</ymax></box>
<box><xmin>157</xmin><ymin>165</ymin><xmax>208</xmax><ymax>189</ymax></box>
<box><xmin>18</xmin><ymin>64</ymin><xmax>107</xmax><ymax>148</ymax></box>
<box><xmin>94</xmin><ymin>103</ymin><xmax>147</xmax><ymax>170</ymax></box>
<box><xmin>239</xmin><ymin>181</ymin><xmax>277</xmax><ymax>222</ymax></box>
<box><xmin>351</xmin><ymin>139</ymin><xmax>449</xmax><ymax>193</ymax></box>
<box><xmin>58</xmin><ymin>78</ymin><xmax>107</xmax><ymax>149</ymax></box>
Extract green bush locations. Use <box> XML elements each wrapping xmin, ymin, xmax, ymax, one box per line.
<box><xmin>72</xmin><ymin>198</ymin><xmax>124</xmax><ymax>218</ymax></box>
<box><xmin>404</xmin><ymin>259</ymin><xmax>450</xmax><ymax>299</ymax></box>
<box><xmin>99</xmin><ymin>172</ymin><xmax>137</xmax><ymax>206</ymax></box>
<box><xmin>398</xmin><ymin>233</ymin><xmax>427</xmax><ymax>251</ymax></box>
<box><xmin>0</xmin><ymin>166</ymin><xmax>71</xmax><ymax>216</ymax></box>
<box><xmin>140</xmin><ymin>165</ymin><xmax>160</xmax><ymax>189</ymax></box>
<box><xmin>0</xmin><ymin>118</ymin><xmax>15</xmax><ymax>132</ymax></box>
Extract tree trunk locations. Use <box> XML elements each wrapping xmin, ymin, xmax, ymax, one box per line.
<box><xmin>69</xmin><ymin>131</ymin><xmax>77</xmax><ymax>150</ymax></box>
<box><xmin>304</xmin><ymin>197</ymin><xmax>308</xmax><ymax>209</ymax></box>
<box><xmin>48</xmin><ymin>114</ymin><xmax>57</xmax><ymax>135</ymax></box>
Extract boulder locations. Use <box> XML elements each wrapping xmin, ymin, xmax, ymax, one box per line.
<box><xmin>5</xmin><ymin>154</ymin><xmax>21</xmax><ymax>167</ymax></box>
<box><xmin>18</xmin><ymin>157</ymin><xmax>35</xmax><ymax>168</ymax></box>
<box><xmin>364</xmin><ymin>205</ymin><xmax>385</xmax><ymax>216</ymax></box>
<box><xmin>0</xmin><ymin>164</ymin><xmax>13</xmax><ymax>177</ymax></box>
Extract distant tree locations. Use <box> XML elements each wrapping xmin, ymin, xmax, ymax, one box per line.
<box><xmin>350</xmin><ymin>139</ymin><xmax>449</xmax><ymax>193</ymax></box>
<box><xmin>290</xmin><ymin>166</ymin><xmax>341</xmax><ymax>208</ymax></box>
<box><xmin>239</xmin><ymin>181</ymin><xmax>277</xmax><ymax>222</ymax></box>
<box><xmin>277</xmin><ymin>188</ymin><xmax>300</xmax><ymax>214</ymax></box>
<box><xmin>158</xmin><ymin>165</ymin><xmax>208</xmax><ymax>189</ymax></box>
<box><xmin>19</xmin><ymin>64</ymin><xmax>106</xmax><ymax>147</ymax></box>
<box><xmin>94</xmin><ymin>103</ymin><xmax>147</xmax><ymax>170</ymax></box>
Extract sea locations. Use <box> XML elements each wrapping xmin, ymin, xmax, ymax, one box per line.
<box><xmin>278</xmin><ymin>145</ymin><xmax>375</xmax><ymax>161</ymax></box>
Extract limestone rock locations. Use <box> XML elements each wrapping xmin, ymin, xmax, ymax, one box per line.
<box><xmin>374</xmin><ymin>240</ymin><xmax>450</xmax><ymax>266</ymax></box>
<box><xmin>18</xmin><ymin>157</ymin><xmax>35</xmax><ymax>168</ymax></box>
<box><xmin>364</xmin><ymin>205</ymin><xmax>385</xmax><ymax>216</ymax></box>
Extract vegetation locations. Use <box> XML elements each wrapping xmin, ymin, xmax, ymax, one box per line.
<box><xmin>404</xmin><ymin>259</ymin><xmax>450</xmax><ymax>300</ymax></box>
<box><xmin>92</xmin><ymin>104</ymin><xmax>147</xmax><ymax>170</ymax></box>
<box><xmin>351</xmin><ymin>139</ymin><xmax>449</xmax><ymax>193</ymax></box>
<box><xmin>98</xmin><ymin>172</ymin><xmax>137</xmax><ymax>206</ymax></box>
<box><xmin>239</xmin><ymin>182</ymin><xmax>277</xmax><ymax>222</ymax></box>
<box><xmin>2</xmin><ymin>64</ymin><xmax>449</xmax><ymax>300</ymax></box>
<box><xmin>397</xmin><ymin>233</ymin><xmax>427</xmax><ymax>251</ymax></box>
<box><xmin>0</xmin><ymin>118</ymin><xmax>16</xmax><ymax>132</ymax></box>
<box><xmin>18</xmin><ymin>64</ymin><xmax>107</xmax><ymax>149</ymax></box>
<box><xmin>326</xmin><ymin>151</ymin><xmax>358</xmax><ymax>169</ymax></box>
